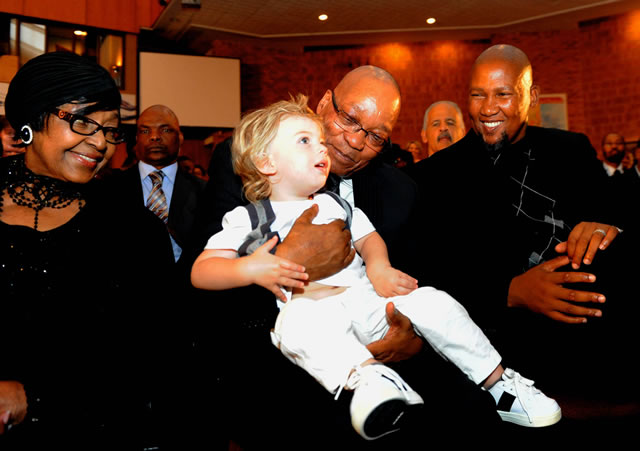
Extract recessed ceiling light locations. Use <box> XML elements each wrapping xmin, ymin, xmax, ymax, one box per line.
<box><xmin>319</xmin><ymin>14</ymin><xmax>328</xmax><ymax>21</ymax></box>
<box><xmin>426</xmin><ymin>17</ymin><xmax>436</xmax><ymax>25</ymax></box>
<box><xmin>74</xmin><ymin>30</ymin><xmax>88</xmax><ymax>36</ymax></box>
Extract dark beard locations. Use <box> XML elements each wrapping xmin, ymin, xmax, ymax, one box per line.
<box><xmin>606</xmin><ymin>151</ymin><xmax>625</xmax><ymax>165</ymax></box>
<box><xmin>483</xmin><ymin>131</ymin><xmax>510</xmax><ymax>162</ymax></box>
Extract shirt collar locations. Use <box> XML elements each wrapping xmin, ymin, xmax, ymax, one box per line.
<box><xmin>602</xmin><ymin>161</ymin><xmax>623</xmax><ymax>176</ymax></box>
<box><xmin>138</xmin><ymin>161</ymin><xmax>178</xmax><ymax>184</ymax></box>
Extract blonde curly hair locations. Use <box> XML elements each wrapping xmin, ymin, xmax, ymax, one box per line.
<box><xmin>232</xmin><ymin>94</ymin><xmax>323</xmax><ymax>202</ymax></box>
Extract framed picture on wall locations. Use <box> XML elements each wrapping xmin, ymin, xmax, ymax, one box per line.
<box><xmin>0</xmin><ymin>82</ymin><xmax>8</xmax><ymax>116</ymax></box>
<box><xmin>120</xmin><ymin>92</ymin><xmax>137</xmax><ymax>124</ymax></box>
<box><xmin>529</xmin><ymin>93</ymin><xmax>569</xmax><ymax>130</ymax></box>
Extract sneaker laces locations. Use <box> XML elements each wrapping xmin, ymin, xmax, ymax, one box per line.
<box><xmin>335</xmin><ymin>364</ymin><xmax>364</xmax><ymax>400</ymax></box>
<box><xmin>335</xmin><ymin>364</ymin><xmax>413</xmax><ymax>402</ymax></box>
<box><xmin>504</xmin><ymin>368</ymin><xmax>537</xmax><ymax>424</ymax></box>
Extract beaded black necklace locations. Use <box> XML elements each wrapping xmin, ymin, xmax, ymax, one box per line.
<box><xmin>0</xmin><ymin>155</ymin><xmax>85</xmax><ymax>230</ymax></box>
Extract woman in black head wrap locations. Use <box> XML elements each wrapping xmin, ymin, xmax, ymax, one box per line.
<box><xmin>2</xmin><ymin>50</ymin><xmax>123</xmax><ymax>226</ymax></box>
<box><xmin>0</xmin><ymin>52</ymin><xmax>173</xmax><ymax>449</ymax></box>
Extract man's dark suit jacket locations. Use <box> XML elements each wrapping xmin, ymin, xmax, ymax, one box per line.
<box><xmin>612</xmin><ymin>166</ymin><xmax>640</xmax><ymax>229</ymax></box>
<box><xmin>113</xmin><ymin>163</ymin><xmax>205</xmax><ymax>266</ymax></box>
<box><xmin>104</xmin><ymin>162</ymin><xmax>213</xmax><ymax>449</ymax></box>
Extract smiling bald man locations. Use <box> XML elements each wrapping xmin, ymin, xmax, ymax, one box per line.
<box><xmin>409</xmin><ymin>44</ymin><xmax>638</xmax><ymax>406</ymax></box>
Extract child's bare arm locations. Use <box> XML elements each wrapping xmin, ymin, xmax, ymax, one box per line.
<box><xmin>355</xmin><ymin>232</ymin><xmax>418</xmax><ymax>298</ymax></box>
<box><xmin>191</xmin><ymin>236</ymin><xmax>308</xmax><ymax>302</ymax></box>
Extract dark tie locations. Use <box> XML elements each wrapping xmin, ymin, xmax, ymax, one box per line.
<box><xmin>324</xmin><ymin>173</ymin><xmax>342</xmax><ymax>194</ymax></box>
<box><xmin>146</xmin><ymin>170</ymin><xmax>169</xmax><ymax>223</ymax></box>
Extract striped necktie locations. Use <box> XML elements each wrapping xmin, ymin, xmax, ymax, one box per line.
<box><xmin>146</xmin><ymin>170</ymin><xmax>169</xmax><ymax>223</ymax></box>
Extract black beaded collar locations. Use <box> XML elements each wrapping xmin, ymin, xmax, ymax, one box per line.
<box><xmin>0</xmin><ymin>155</ymin><xmax>86</xmax><ymax>230</ymax></box>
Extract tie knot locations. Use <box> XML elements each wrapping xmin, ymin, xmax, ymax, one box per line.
<box><xmin>149</xmin><ymin>170</ymin><xmax>164</xmax><ymax>186</ymax></box>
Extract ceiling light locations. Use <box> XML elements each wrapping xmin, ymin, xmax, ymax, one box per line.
<box><xmin>74</xmin><ymin>30</ymin><xmax>87</xmax><ymax>36</ymax></box>
<box><xmin>318</xmin><ymin>14</ymin><xmax>328</xmax><ymax>21</ymax></box>
<box><xmin>426</xmin><ymin>17</ymin><xmax>436</xmax><ymax>25</ymax></box>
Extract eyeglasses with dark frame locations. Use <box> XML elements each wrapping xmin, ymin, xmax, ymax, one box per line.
<box><xmin>53</xmin><ymin>108</ymin><xmax>125</xmax><ymax>144</ymax></box>
<box><xmin>330</xmin><ymin>89</ymin><xmax>389</xmax><ymax>152</ymax></box>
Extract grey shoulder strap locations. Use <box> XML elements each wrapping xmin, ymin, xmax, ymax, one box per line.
<box><xmin>237</xmin><ymin>194</ymin><xmax>351</xmax><ymax>257</ymax></box>
<box><xmin>237</xmin><ymin>199</ymin><xmax>280</xmax><ymax>256</ymax></box>
<box><xmin>323</xmin><ymin>191</ymin><xmax>352</xmax><ymax>230</ymax></box>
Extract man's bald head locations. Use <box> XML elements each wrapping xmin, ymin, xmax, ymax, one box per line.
<box><xmin>136</xmin><ymin>104</ymin><xmax>184</xmax><ymax>169</ymax></box>
<box><xmin>468</xmin><ymin>44</ymin><xmax>539</xmax><ymax>151</ymax></box>
<box><xmin>334</xmin><ymin>65</ymin><xmax>401</xmax><ymax>98</ymax></box>
<box><xmin>139</xmin><ymin>105</ymin><xmax>180</xmax><ymax>126</ymax></box>
<box><xmin>316</xmin><ymin>65</ymin><xmax>402</xmax><ymax>176</ymax></box>
<box><xmin>475</xmin><ymin>45</ymin><xmax>532</xmax><ymax>74</ymax></box>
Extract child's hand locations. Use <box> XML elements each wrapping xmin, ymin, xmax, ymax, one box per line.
<box><xmin>243</xmin><ymin>236</ymin><xmax>309</xmax><ymax>302</ymax></box>
<box><xmin>367</xmin><ymin>263</ymin><xmax>418</xmax><ymax>298</ymax></box>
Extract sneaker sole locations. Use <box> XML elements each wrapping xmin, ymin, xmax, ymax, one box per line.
<box><xmin>356</xmin><ymin>399</ymin><xmax>420</xmax><ymax>440</ymax></box>
<box><xmin>498</xmin><ymin>409</ymin><xmax>562</xmax><ymax>427</ymax></box>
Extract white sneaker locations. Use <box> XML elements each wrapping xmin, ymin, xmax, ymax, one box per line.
<box><xmin>488</xmin><ymin>368</ymin><xmax>562</xmax><ymax>427</ymax></box>
<box><xmin>346</xmin><ymin>364</ymin><xmax>424</xmax><ymax>440</ymax></box>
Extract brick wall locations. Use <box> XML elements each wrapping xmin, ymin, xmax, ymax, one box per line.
<box><xmin>204</xmin><ymin>10</ymin><xmax>640</xmax><ymax>151</ymax></box>
<box><xmin>579</xmin><ymin>11</ymin><xmax>640</xmax><ymax>145</ymax></box>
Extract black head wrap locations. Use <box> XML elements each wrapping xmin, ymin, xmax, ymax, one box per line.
<box><xmin>4</xmin><ymin>51</ymin><xmax>121</xmax><ymax>134</ymax></box>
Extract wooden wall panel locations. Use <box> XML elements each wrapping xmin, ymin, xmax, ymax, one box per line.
<box><xmin>23</xmin><ymin>0</ymin><xmax>86</xmax><ymax>26</ymax></box>
<box><xmin>86</xmin><ymin>0</ymin><xmax>136</xmax><ymax>33</ymax></box>
<box><xmin>0</xmin><ymin>0</ymin><xmax>23</xmax><ymax>15</ymax></box>
<box><xmin>149</xmin><ymin>1</ymin><xmax>165</xmax><ymax>27</ymax></box>
<box><xmin>0</xmin><ymin>0</ymin><xmax>165</xmax><ymax>33</ymax></box>
<box><xmin>139</xmin><ymin>0</ymin><xmax>166</xmax><ymax>29</ymax></box>
<box><xmin>123</xmin><ymin>33</ymin><xmax>137</xmax><ymax>94</ymax></box>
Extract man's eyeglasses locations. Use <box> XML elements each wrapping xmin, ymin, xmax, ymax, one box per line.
<box><xmin>53</xmin><ymin>108</ymin><xmax>125</xmax><ymax>144</ymax></box>
<box><xmin>330</xmin><ymin>90</ymin><xmax>389</xmax><ymax>152</ymax></box>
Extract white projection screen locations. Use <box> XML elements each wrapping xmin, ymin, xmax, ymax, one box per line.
<box><xmin>139</xmin><ymin>52</ymin><xmax>241</xmax><ymax>128</ymax></box>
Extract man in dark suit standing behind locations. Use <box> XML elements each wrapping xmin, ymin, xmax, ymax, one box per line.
<box><xmin>107</xmin><ymin>104</ymin><xmax>209</xmax><ymax>449</ymax></box>
<box><xmin>124</xmin><ymin>104</ymin><xmax>205</xmax><ymax>265</ymax></box>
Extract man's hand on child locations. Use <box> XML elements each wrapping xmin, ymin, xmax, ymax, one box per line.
<box><xmin>276</xmin><ymin>204</ymin><xmax>355</xmax><ymax>281</ymax></box>
<box><xmin>244</xmin><ymin>236</ymin><xmax>309</xmax><ymax>302</ymax></box>
<box><xmin>367</xmin><ymin>263</ymin><xmax>418</xmax><ymax>298</ymax></box>
<box><xmin>366</xmin><ymin>302</ymin><xmax>423</xmax><ymax>363</ymax></box>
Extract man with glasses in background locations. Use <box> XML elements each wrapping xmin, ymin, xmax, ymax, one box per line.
<box><xmin>191</xmin><ymin>66</ymin><xmax>502</xmax><ymax>450</ymax></box>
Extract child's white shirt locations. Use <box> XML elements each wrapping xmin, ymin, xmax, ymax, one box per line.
<box><xmin>205</xmin><ymin>193</ymin><xmax>376</xmax><ymax>291</ymax></box>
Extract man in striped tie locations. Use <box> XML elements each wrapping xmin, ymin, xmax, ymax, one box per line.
<box><xmin>133</xmin><ymin>104</ymin><xmax>205</xmax><ymax>264</ymax></box>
